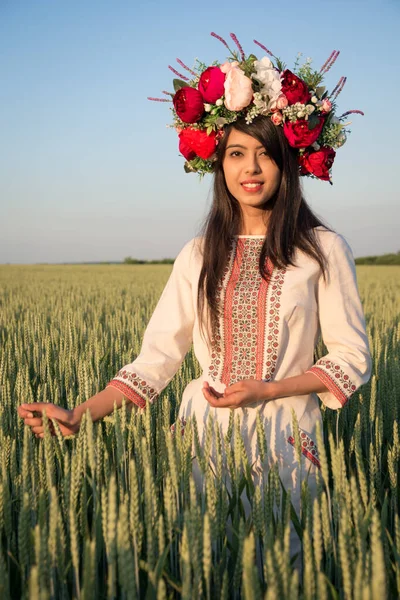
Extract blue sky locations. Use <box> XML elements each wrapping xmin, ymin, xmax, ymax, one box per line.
<box><xmin>1</xmin><ymin>0</ymin><xmax>399</xmax><ymax>263</ymax></box>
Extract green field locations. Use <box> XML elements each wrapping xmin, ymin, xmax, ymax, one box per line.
<box><xmin>0</xmin><ymin>264</ymin><xmax>399</xmax><ymax>599</ymax></box>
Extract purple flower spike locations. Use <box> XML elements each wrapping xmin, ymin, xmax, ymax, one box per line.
<box><xmin>320</xmin><ymin>50</ymin><xmax>340</xmax><ymax>74</ymax></box>
<box><xmin>210</xmin><ymin>31</ymin><xmax>230</xmax><ymax>50</ymax></box>
<box><xmin>253</xmin><ymin>39</ymin><xmax>273</xmax><ymax>56</ymax></box>
<box><xmin>176</xmin><ymin>58</ymin><xmax>197</xmax><ymax>77</ymax></box>
<box><xmin>339</xmin><ymin>109</ymin><xmax>365</xmax><ymax>118</ymax></box>
<box><xmin>147</xmin><ymin>97</ymin><xmax>172</xmax><ymax>102</ymax></box>
<box><xmin>320</xmin><ymin>51</ymin><xmax>335</xmax><ymax>73</ymax></box>
<box><xmin>330</xmin><ymin>76</ymin><xmax>345</xmax><ymax>98</ymax></box>
<box><xmin>230</xmin><ymin>33</ymin><xmax>245</xmax><ymax>61</ymax></box>
<box><xmin>168</xmin><ymin>65</ymin><xmax>189</xmax><ymax>81</ymax></box>
<box><xmin>333</xmin><ymin>76</ymin><xmax>347</xmax><ymax>98</ymax></box>
<box><xmin>322</xmin><ymin>50</ymin><xmax>340</xmax><ymax>74</ymax></box>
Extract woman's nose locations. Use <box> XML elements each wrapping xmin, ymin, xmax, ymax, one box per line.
<box><xmin>244</xmin><ymin>155</ymin><xmax>261</xmax><ymax>174</ymax></box>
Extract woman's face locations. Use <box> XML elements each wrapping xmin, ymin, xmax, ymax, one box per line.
<box><xmin>222</xmin><ymin>128</ymin><xmax>281</xmax><ymax>210</ymax></box>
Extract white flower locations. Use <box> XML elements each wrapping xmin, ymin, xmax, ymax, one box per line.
<box><xmin>311</xmin><ymin>96</ymin><xmax>318</xmax><ymax>103</ymax></box>
<box><xmin>252</xmin><ymin>56</ymin><xmax>282</xmax><ymax>103</ymax></box>
<box><xmin>204</xmin><ymin>104</ymin><xmax>212</xmax><ymax>112</ymax></box>
<box><xmin>252</xmin><ymin>92</ymin><xmax>269</xmax><ymax>115</ymax></box>
<box><xmin>215</xmin><ymin>98</ymin><xmax>223</xmax><ymax>106</ymax></box>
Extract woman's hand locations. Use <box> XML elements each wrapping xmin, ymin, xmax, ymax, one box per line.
<box><xmin>18</xmin><ymin>403</ymin><xmax>80</xmax><ymax>438</ymax></box>
<box><xmin>202</xmin><ymin>379</ymin><xmax>271</xmax><ymax>409</ymax></box>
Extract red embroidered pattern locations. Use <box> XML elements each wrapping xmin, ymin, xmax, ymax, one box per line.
<box><xmin>221</xmin><ymin>239</ymin><xmax>246</xmax><ymax>384</ymax></box>
<box><xmin>288</xmin><ymin>430</ymin><xmax>321</xmax><ymax>469</ymax></box>
<box><xmin>170</xmin><ymin>417</ymin><xmax>187</xmax><ymax>436</ymax></box>
<box><xmin>255</xmin><ymin>262</ymin><xmax>269</xmax><ymax>380</ymax></box>
<box><xmin>208</xmin><ymin>238</ymin><xmax>286</xmax><ymax>385</ymax></box>
<box><xmin>209</xmin><ymin>239</ymin><xmax>240</xmax><ymax>381</ymax></box>
<box><xmin>264</xmin><ymin>263</ymin><xmax>286</xmax><ymax>382</ymax></box>
<box><xmin>307</xmin><ymin>359</ymin><xmax>356</xmax><ymax>407</ymax></box>
<box><xmin>107</xmin><ymin>369</ymin><xmax>158</xmax><ymax>408</ymax></box>
<box><xmin>106</xmin><ymin>380</ymin><xmax>146</xmax><ymax>409</ymax></box>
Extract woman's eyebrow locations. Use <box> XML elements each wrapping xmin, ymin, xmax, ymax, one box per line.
<box><xmin>226</xmin><ymin>143</ymin><xmax>264</xmax><ymax>150</ymax></box>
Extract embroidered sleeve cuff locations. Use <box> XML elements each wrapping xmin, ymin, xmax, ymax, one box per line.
<box><xmin>107</xmin><ymin>369</ymin><xmax>159</xmax><ymax>409</ymax></box>
<box><xmin>306</xmin><ymin>359</ymin><xmax>357</xmax><ymax>410</ymax></box>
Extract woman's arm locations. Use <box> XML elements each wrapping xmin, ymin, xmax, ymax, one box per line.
<box><xmin>72</xmin><ymin>386</ymin><xmax>129</xmax><ymax>423</ymax></box>
<box><xmin>18</xmin><ymin>386</ymin><xmax>129</xmax><ymax>438</ymax></box>
<box><xmin>19</xmin><ymin>239</ymin><xmax>198</xmax><ymax>437</ymax></box>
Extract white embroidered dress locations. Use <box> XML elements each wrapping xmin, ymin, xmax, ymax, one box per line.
<box><xmin>108</xmin><ymin>227</ymin><xmax>371</xmax><ymax>500</ymax></box>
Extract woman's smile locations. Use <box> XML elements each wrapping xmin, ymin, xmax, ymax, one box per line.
<box><xmin>240</xmin><ymin>179</ymin><xmax>264</xmax><ymax>193</ymax></box>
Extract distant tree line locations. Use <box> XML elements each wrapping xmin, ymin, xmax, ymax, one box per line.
<box><xmin>122</xmin><ymin>251</ymin><xmax>400</xmax><ymax>267</ymax></box>
<box><xmin>123</xmin><ymin>257</ymin><xmax>174</xmax><ymax>265</ymax></box>
<box><xmin>355</xmin><ymin>251</ymin><xmax>400</xmax><ymax>265</ymax></box>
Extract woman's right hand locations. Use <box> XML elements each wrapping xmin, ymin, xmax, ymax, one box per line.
<box><xmin>18</xmin><ymin>403</ymin><xmax>80</xmax><ymax>438</ymax></box>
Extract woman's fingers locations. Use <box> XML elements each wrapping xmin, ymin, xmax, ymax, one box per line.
<box><xmin>202</xmin><ymin>381</ymin><xmax>224</xmax><ymax>399</ymax></box>
<box><xmin>224</xmin><ymin>382</ymin><xmax>244</xmax><ymax>395</ymax></box>
<box><xmin>19</xmin><ymin>402</ymin><xmax>67</xmax><ymax>423</ymax></box>
<box><xmin>20</xmin><ymin>402</ymin><xmax>56</xmax><ymax>418</ymax></box>
<box><xmin>203</xmin><ymin>386</ymin><xmax>240</xmax><ymax>408</ymax></box>
<box><xmin>24</xmin><ymin>417</ymin><xmax>42</xmax><ymax>427</ymax></box>
<box><xmin>22</xmin><ymin>414</ymin><xmax>57</xmax><ymax>438</ymax></box>
<box><xmin>31</xmin><ymin>426</ymin><xmax>44</xmax><ymax>435</ymax></box>
<box><xmin>202</xmin><ymin>386</ymin><xmax>217</xmax><ymax>401</ymax></box>
<box><xmin>18</xmin><ymin>406</ymin><xmax>34</xmax><ymax>419</ymax></box>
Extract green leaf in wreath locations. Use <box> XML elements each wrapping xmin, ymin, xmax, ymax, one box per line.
<box><xmin>308</xmin><ymin>113</ymin><xmax>320</xmax><ymax>130</ymax></box>
<box><xmin>315</xmin><ymin>86</ymin><xmax>326</xmax><ymax>99</ymax></box>
<box><xmin>173</xmin><ymin>79</ymin><xmax>188</xmax><ymax>92</ymax></box>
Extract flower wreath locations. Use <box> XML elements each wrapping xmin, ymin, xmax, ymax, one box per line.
<box><xmin>149</xmin><ymin>32</ymin><xmax>364</xmax><ymax>183</ymax></box>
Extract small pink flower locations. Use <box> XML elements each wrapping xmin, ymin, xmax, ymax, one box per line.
<box><xmin>271</xmin><ymin>112</ymin><xmax>283</xmax><ymax>125</ymax></box>
<box><xmin>321</xmin><ymin>99</ymin><xmax>332</xmax><ymax>113</ymax></box>
<box><xmin>224</xmin><ymin>67</ymin><xmax>253</xmax><ymax>111</ymax></box>
<box><xmin>276</xmin><ymin>94</ymin><xmax>288</xmax><ymax>110</ymax></box>
<box><xmin>220</xmin><ymin>60</ymin><xmax>239</xmax><ymax>74</ymax></box>
<box><xmin>269</xmin><ymin>94</ymin><xmax>288</xmax><ymax>112</ymax></box>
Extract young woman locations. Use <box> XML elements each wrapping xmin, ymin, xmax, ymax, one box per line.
<box><xmin>18</xmin><ymin>37</ymin><xmax>372</xmax><ymax>567</ymax></box>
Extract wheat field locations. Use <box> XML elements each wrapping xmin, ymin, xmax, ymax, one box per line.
<box><xmin>0</xmin><ymin>264</ymin><xmax>399</xmax><ymax>599</ymax></box>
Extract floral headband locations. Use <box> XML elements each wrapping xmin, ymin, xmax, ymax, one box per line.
<box><xmin>149</xmin><ymin>32</ymin><xmax>364</xmax><ymax>183</ymax></box>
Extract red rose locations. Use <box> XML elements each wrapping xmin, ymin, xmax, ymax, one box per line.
<box><xmin>281</xmin><ymin>70</ymin><xmax>310</xmax><ymax>105</ymax></box>
<box><xmin>283</xmin><ymin>117</ymin><xmax>324</xmax><ymax>148</ymax></box>
<box><xmin>179</xmin><ymin>135</ymin><xmax>196</xmax><ymax>161</ymax></box>
<box><xmin>173</xmin><ymin>87</ymin><xmax>204</xmax><ymax>123</ymax></box>
<box><xmin>299</xmin><ymin>147</ymin><xmax>336</xmax><ymax>181</ymax></box>
<box><xmin>198</xmin><ymin>66</ymin><xmax>225</xmax><ymax>103</ymax></box>
<box><xmin>178</xmin><ymin>128</ymin><xmax>217</xmax><ymax>160</ymax></box>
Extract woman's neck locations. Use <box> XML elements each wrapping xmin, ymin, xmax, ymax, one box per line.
<box><xmin>239</xmin><ymin>211</ymin><xmax>270</xmax><ymax>236</ymax></box>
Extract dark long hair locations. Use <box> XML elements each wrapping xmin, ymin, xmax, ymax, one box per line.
<box><xmin>197</xmin><ymin>115</ymin><xmax>332</xmax><ymax>342</ymax></box>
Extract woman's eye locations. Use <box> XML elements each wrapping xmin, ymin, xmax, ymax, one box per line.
<box><xmin>230</xmin><ymin>151</ymin><xmax>242</xmax><ymax>157</ymax></box>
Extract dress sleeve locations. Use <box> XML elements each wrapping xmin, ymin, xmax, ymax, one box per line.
<box><xmin>107</xmin><ymin>240</ymin><xmax>196</xmax><ymax>408</ymax></box>
<box><xmin>306</xmin><ymin>234</ymin><xmax>372</xmax><ymax>410</ymax></box>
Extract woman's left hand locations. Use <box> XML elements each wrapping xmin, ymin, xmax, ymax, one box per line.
<box><xmin>202</xmin><ymin>379</ymin><xmax>271</xmax><ymax>408</ymax></box>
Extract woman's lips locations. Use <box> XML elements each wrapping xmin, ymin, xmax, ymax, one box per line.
<box><xmin>241</xmin><ymin>181</ymin><xmax>264</xmax><ymax>193</ymax></box>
